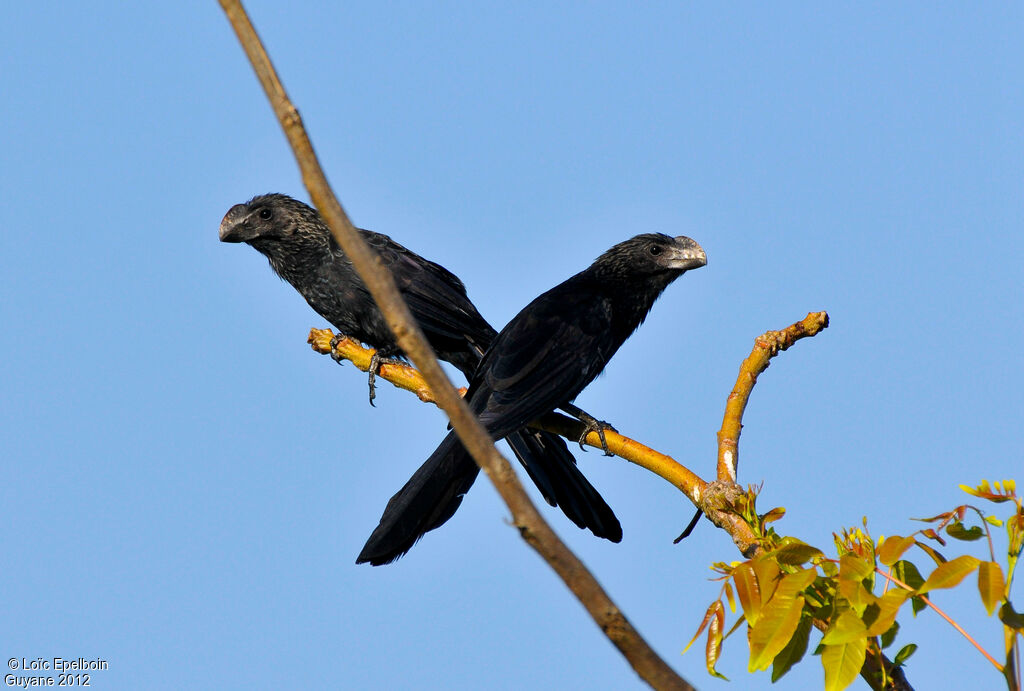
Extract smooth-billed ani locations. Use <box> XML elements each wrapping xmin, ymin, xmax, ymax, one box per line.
<box><xmin>358</xmin><ymin>233</ymin><xmax>706</xmax><ymax>565</ymax></box>
<box><xmin>219</xmin><ymin>194</ymin><xmax>621</xmax><ymax>544</ymax></box>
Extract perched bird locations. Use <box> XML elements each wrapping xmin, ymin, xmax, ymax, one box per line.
<box><xmin>358</xmin><ymin>233</ymin><xmax>707</xmax><ymax>565</ymax></box>
<box><xmin>219</xmin><ymin>194</ymin><xmax>621</xmax><ymax>544</ymax></box>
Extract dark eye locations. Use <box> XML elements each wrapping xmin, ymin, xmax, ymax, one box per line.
<box><xmin>648</xmin><ymin>244</ymin><xmax>662</xmax><ymax>256</ymax></box>
<box><xmin>258</xmin><ymin>208</ymin><xmax>272</xmax><ymax>220</ymax></box>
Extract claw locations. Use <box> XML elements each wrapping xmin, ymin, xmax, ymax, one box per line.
<box><xmin>366</xmin><ymin>349</ymin><xmax>404</xmax><ymax>407</ymax></box>
<box><xmin>329</xmin><ymin>333</ymin><xmax>346</xmax><ymax>364</ymax></box>
<box><xmin>367</xmin><ymin>350</ymin><xmax>384</xmax><ymax>407</ymax></box>
<box><xmin>577</xmin><ymin>414</ymin><xmax>616</xmax><ymax>456</ymax></box>
<box><xmin>559</xmin><ymin>403</ymin><xmax>617</xmax><ymax>455</ymax></box>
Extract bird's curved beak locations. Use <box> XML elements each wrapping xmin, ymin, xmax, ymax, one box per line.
<box><xmin>219</xmin><ymin>204</ymin><xmax>254</xmax><ymax>243</ymax></box>
<box><xmin>667</xmin><ymin>236</ymin><xmax>707</xmax><ymax>271</ymax></box>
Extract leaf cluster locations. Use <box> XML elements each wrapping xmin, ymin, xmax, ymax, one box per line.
<box><xmin>687</xmin><ymin>480</ymin><xmax>1024</xmax><ymax>690</ymax></box>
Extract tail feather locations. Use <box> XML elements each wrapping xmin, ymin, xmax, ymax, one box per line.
<box><xmin>505</xmin><ymin>430</ymin><xmax>622</xmax><ymax>543</ymax></box>
<box><xmin>357</xmin><ymin>432</ymin><xmax>479</xmax><ymax>566</ymax></box>
<box><xmin>358</xmin><ymin>428</ymin><xmax>622</xmax><ymax>566</ymax></box>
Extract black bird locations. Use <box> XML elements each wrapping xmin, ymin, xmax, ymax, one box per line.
<box><xmin>358</xmin><ymin>233</ymin><xmax>707</xmax><ymax>565</ymax></box>
<box><xmin>219</xmin><ymin>194</ymin><xmax>621</xmax><ymax>544</ymax></box>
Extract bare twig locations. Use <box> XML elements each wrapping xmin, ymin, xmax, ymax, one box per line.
<box><xmin>219</xmin><ymin>3</ymin><xmax>691</xmax><ymax>688</ymax></box>
<box><xmin>716</xmin><ymin>311</ymin><xmax>830</xmax><ymax>482</ymax></box>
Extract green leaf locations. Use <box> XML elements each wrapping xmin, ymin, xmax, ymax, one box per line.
<box><xmin>910</xmin><ymin>595</ymin><xmax>926</xmax><ymax>615</ymax></box>
<box><xmin>892</xmin><ymin>560</ymin><xmax>925</xmax><ymax>591</ymax></box>
<box><xmin>771</xmin><ymin>615</ymin><xmax>812</xmax><ymax>682</ymax></box>
<box><xmin>821</xmin><ymin>609</ymin><xmax>867</xmax><ymax>645</ymax></box>
<box><xmin>838</xmin><ymin>576</ymin><xmax>874</xmax><ymax>615</ymax></box>
<box><xmin>880</xmin><ymin>620</ymin><xmax>900</xmax><ymax>649</ymax></box>
<box><xmin>748</xmin><ymin>594</ymin><xmax>806</xmax><ymax>672</ymax></box>
<box><xmin>946</xmin><ymin>521</ymin><xmax>984</xmax><ymax>541</ymax></box>
<box><xmin>775</xmin><ymin>541</ymin><xmax>824</xmax><ymax>565</ymax></box>
<box><xmin>864</xmin><ymin>589</ymin><xmax>910</xmax><ymax>636</ymax></box>
<box><xmin>914</xmin><ymin>539</ymin><xmax>947</xmax><ymax>566</ymax></box>
<box><xmin>839</xmin><ymin>553</ymin><xmax>873</xmax><ymax>583</ymax></box>
<box><xmin>877</xmin><ymin>535</ymin><xmax>915</xmax><ymax>566</ymax></box>
<box><xmin>893</xmin><ymin>643</ymin><xmax>917</xmax><ymax>666</ymax></box>
<box><xmin>917</xmin><ymin>555</ymin><xmax>981</xmax><ymax>595</ymax></box>
<box><xmin>999</xmin><ymin>602</ymin><xmax>1024</xmax><ymax>631</ymax></box>
<box><xmin>748</xmin><ymin>570</ymin><xmax>815</xmax><ymax>672</ymax></box>
<box><xmin>821</xmin><ymin>639</ymin><xmax>867</xmax><ymax>691</ymax></box>
<box><xmin>977</xmin><ymin>561</ymin><xmax>1005</xmax><ymax>616</ymax></box>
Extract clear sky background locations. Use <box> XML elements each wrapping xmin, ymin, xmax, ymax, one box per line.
<box><xmin>2</xmin><ymin>3</ymin><xmax>1021</xmax><ymax>690</ymax></box>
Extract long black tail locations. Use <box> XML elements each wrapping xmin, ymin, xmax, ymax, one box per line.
<box><xmin>357</xmin><ymin>429</ymin><xmax>621</xmax><ymax>566</ymax></box>
<box><xmin>505</xmin><ymin>430</ymin><xmax>621</xmax><ymax>542</ymax></box>
<box><xmin>357</xmin><ymin>432</ymin><xmax>478</xmax><ymax>566</ymax></box>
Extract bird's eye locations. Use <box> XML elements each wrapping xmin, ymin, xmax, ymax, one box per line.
<box><xmin>648</xmin><ymin>244</ymin><xmax>663</xmax><ymax>256</ymax></box>
<box><xmin>258</xmin><ymin>208</ymin><xmax>272</xmax><ymax>220</ymax></box>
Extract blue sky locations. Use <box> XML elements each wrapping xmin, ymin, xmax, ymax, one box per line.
<box><xmin>2</xmin><ymin>3</ymin><xmax>1021</xmax><ymax>689</ymax></box>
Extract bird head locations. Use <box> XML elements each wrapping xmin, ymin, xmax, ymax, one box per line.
<box><xmin>592</xmin><ymin>233</ymin><xmax>707</xmax><ymax>280</ymax></box>
<box><xmin>219</xmin><ymin>193</ymin><xmax>320</xmax><ymax>245</ymax></box>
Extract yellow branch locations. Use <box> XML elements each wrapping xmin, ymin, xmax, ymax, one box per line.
<box><xmin>716</xmin><ymin>312</ymin><xmax>830</xmax><ymax>482</ymax></box>
<box><xmin>309</xmin><ymin>328</ymin><xmax>707</xmax><ymax>504</ymax></box>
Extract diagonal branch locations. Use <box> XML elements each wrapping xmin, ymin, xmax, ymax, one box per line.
<box><xmin>219</xmin><ymin>2</ymin><xmax>692</xmax><ymax>689</ymax></box>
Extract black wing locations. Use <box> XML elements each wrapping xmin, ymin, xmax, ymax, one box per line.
<box><xmin>470</xmin><ymin>276</ymin><xmax>617</xmax><ymax>439</ymax></box>
<box><xmin>361</xmin><ymin>231</ymin><xmax>497</xmax><ymax>372</ymax></box>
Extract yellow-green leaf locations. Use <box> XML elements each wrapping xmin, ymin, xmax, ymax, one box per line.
<box><xmin>977</xmin><ymin>561</ymin><xmax>1005</xmax><ymax>616</ymax></box>
<box><xmin>892</xmin><ymin>560</ymin><xmax>925</xmax><ymax>590</ymax></box>
<box><xmin>821</xmin><ymin>609</ymin><xmax>867</xmax><ymax>645</ymax></box>
<box><xmin>913</xmin><ymin>540</ymin><xmax>947</xmax><ymax>567</ymax></box>
<box><xmin>917</xmin><ymin>555</ymin><xmax>981</xmax><ymax>595</ymax></box>
<box><xmin>946</xmin><ymin>521</ymin><xmax>984</xmax><ymax>541</ymax></box>
<box><xmin>753</xmin><ymin>557</ymin><xmax>782</xmax><ymax>606</ymax></box>
<box><xmin>723</xmin><ymin>580</ymin><xmax>737</xmax><ymax>613</ymax></box>
<box><xmin>733</xmin><ymin>562</ymin><xmax>761</xmax><ymax>625</ymax></box>
<box><xmin>771</xmin><ymin>615</ymin><xmax>812</xmax><ymax>682</ymax></box>
<box><xmin>999</xmin><ymin>602</ymin><xmax>1024</xmax><ymax>632</ymax></box>
<box><xmin>748</xmin><ymin>594</ymin><xmax>806</xmax><ymax>671</ymax></box>
<box><xmin>838</xmin><ymin>577</ymin><xmax>875</xmax><ymax>614</ymax></box>
<box><xmin>775</xmin><ymin>541</ymin><xmax>824</xmax><ymax>566</ymax></box>
<box><xmin>880</xmin><ymin>620</ymin><xmax>899</xmax><ymax>649</ymax></box>
<box><xmin>762</xmin><ymin>506</ymin><xmax>786</xmax><ymax>524</ymax></box>
<box><xmin>864</xmin><ymin>589</ymin><xmax>910</xmax><ymax>636</ymax></box>
<box><xmin>877</xmin><ymin>535</ymin><xmax>915</xmax><ymax>566</ymax></box>
<box><xmin>893</xmin><ymin>643</ymin><xmax>917</xmax><ymax>665</ymax></box>
<box><xmin>822</xmin><ymin>638</ymin><xmax>867</xmax><ymax>691</ymax></box>
<box><xmin>839</xmin><ymin>553</ymin><xmax>873</xmax><ymax>583</ymax></box>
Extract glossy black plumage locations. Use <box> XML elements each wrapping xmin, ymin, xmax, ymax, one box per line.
<box><xmin>219</xmin><ymin>194</ymin><xmax>620</xmax><ymax>545</ymax></box>
<box><xmin>358</xmin><ymin>233</ymin><xmax>707</xmax><ymax>565</ymax></box>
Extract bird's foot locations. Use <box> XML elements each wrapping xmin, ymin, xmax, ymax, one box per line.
<box><xmin>366</xmin><ymin>350</ymin><xmax>400</xmax><ymax>407</ymax></box>
<box><xmin>329</xmin><ymin>333</ymin><xmax>348</xmax><ymax>364</ymax></box>
<box><xmin>576</xmin><ymin>412</ymin><xmax>617</xmax><ymax>456</ymax></box>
